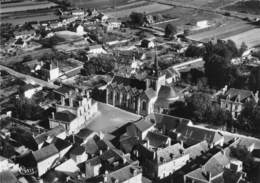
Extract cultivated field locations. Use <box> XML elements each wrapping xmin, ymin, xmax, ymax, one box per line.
<box><xmin>106</xmin><ymin>3</ymin><xmax>173</xmax><ymax>18</ymax></box>
<box><xmin>223</xmin><ymin>0</ymin><xmax>260</xmax><ymax>15</ymax></box>
<box><xmin>154</xmin><ymin>0</ymin><xmax>237</xmax><ymax>9</ymax></box>
<box><xmin>187</xmin><ymin>20</ymin><xmax>258</xmax><ymax>47</ymax></box>
<box><xmin>153</xmin><ymin>7</ymin><xmax>223</xmax><ymax>29</ymax></box>
<box><xmin>224</xmin><ymin>28</ymin><xmax>260</xmax><ymax>48</ymax></box>
<box><xmin>1</xmin><ymin>1</ymin><xmax>57</xmax><ymax>14</ymax></box>
<box><xmin>67</xmin><ymin>0</ymin><xmax>140</xmax><ymax>9</ymax></box>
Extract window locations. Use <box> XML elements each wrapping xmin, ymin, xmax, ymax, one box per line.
<box><xmin>109</xmin><ymin>91</ymin><xmax>113</xmax><ymax>100</ymax></box>
<box><xmin>142</xmin><ymin>100</ymin><xmax>147</xmax><ymax>111</ymax></box>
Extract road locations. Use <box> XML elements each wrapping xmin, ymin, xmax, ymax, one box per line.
<box><xmin>0</xmin><ymin>64</ymin><xmax>59</xmax><ymax>89</ymax></box>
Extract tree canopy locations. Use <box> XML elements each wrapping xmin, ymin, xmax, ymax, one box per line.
<box><xmin>165</xmin><ymin>24</ymin><xmax>177</xmax><ymax>38</ymax></box>
<box><xmin>129</xmin><ymin>12</ymin><xmax>145</xmax><ymax>26</ymax></box>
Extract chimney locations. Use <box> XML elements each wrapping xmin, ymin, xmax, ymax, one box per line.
<box><xmin>69</xmin><ymin>97</ymin><xmax>73</xmax><ymax>107</ymax></box>
<box><xmin>255</xmin><ymin>91</ymin><xmax>259</xmax><ymax>104</ymax></box>
<box><xmin>222</xmin><ymin>85</ymin><xmax>228</xmax><ymax>95</ymax></box>
<box><xmin>237</xmin><ymin>94</ymin><xmax>241</xmax><ymax>102</ymax></box>
<box><xmin>153</xmin><ymin>151</ymin><xmax>156</xmax><ymax>160</ymax></box>
<box><xmin>99</xmin><ymin>150</ymin><xmax>103</xmax><ymax>155</ymax></box>
<box><xmin>52</xmin><ymin>112</ymin><xmax>55</xmax><ymax>119</ymax></box>
<box><xmin>61</xmin><ymin>96</ymin><xmax>65</xmax><ymax>106</ymax></box>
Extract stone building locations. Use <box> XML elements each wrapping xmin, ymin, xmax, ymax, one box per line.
<box><xmin>49</xmin><ymin>86</ymin><xmax>98</xmax><ymax>135</ymax></box>
<box><xmin>106</xmin><ymin>55</ymin><xmax>180</xmax><ymax>115</ymax></box>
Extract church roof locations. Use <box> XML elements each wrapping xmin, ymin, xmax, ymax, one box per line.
<box><xmin>111</xmin><ymin>76</ymin><xmax>146</xmax><ymax>90</ymax></box>
<box><xmin>157</xmin><ymin>85</ymin><xmax>178</xmax><ymax>100</ymax></box>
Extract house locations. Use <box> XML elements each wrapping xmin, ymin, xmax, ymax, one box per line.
<box><xmin>40</xmin><ymin>62</ymin><xmax>60</xmax><ymax>81</ymax></box>
<box><xmin>134</xmin><ymin>142</ymin><xmax>189</xmax><ymax>179</ymax></box>
<box><xmin>55</xmin><ymin>159</ymin><xmax>80</xmax><ymax>175</ymax></box>
<box><xmin>176</xmin><ymin>125</ymin><xmax>224</xmax><ymax>147</ymax></box>
<box><xmin>219</xmin><ymin>87</ymin><xmax>259</xmax><ymax>119</ymax></box>
<box><xmin>49</xmin><ymin>87</ymin><xmax>98</xmax><ymax>135</ymax></box>
<box><xmin>21</xmin><ymin>84</ymin><xmax>42</xmax><ymax>99</ymax></box>
<box><xmin>105</xmin><ymin>161</ymin><xmax>143</xmax><ymax>183</ymax></box>
<box><xmin>14</xmin><ymin>30</ymin><xmax>35</xmax><ymax>40</ymax></box>
<box><xmin>141</xmin><ymin>39</ymin><xmax>155</xmax><ymax>49</ymax></box>
<box><xmin>104</xmin><ymin>19</ymin><xmax>121</xmax><ymax>31</ymax></box>
<box><xmin>34</xmin><ymin>126</ymin><xmax>66</xmax><ymax>149</ymax></box>
<box><xmin>75</xmin><ymin>128</ymin><xmax>97</xmax><ymax>145</ymax></box>
<box><xmin>17</xmin><ymin>144</ymin><xmax>59</xmax><ymax>177</ymax></box>
<box><xmin>0</xmin><ymin>156</ymin><xmax>19</xmax><ymax>173</ymax></box>
<box><xmin>72</xmin><ymin>9</ymin><xmax>85</xmax><ymax>17</ymax></box>
<box><xmin>76</xmin><ymin>24</ymin><xmax>86</xmax><ymax>36</ymax></box>
<box><xmin>126</xmin><ymin>118</ymin><xmax>155</xmax><ymax>140</ymax></box>
<box><xmin>70</xmin><ymin>145</ymin><xmax>88</xmax><ymax>164</ymax></box>
<box><xmin>88</xmin><ymin>45</ymin><xmax>106</xmax><ymax>54</ymax></box>
<box><xmin>85</xmin><ymin>149</ymin><xmax>127</xmax><ymax>179</ymax></box>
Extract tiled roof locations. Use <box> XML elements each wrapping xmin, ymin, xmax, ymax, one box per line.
<box><xmin>0</xmin><ymin>171</ymin><xmax>17</xmax><ymax>183</ymax></box>
<box><xmin>177</xmin><ymin>126</ymin><xmax>223</xmax><ymax>146</ymax></box>
<box><xmin>54</xmin><ymin>110</ymin><xmax>76</xmax><ymax>123</ymax></box>
<box><xmin>107</xmin><ymin>161</ymin><xmax>141</xmax><ymax>182</ymax></box>
<box><xmin>184</xmin><ymin>140</ymin><xmax>209</xmax><ymax>160</ymax></box>
<box><xmin>134</xmin><ymin>118</ymin><xmax>155</xmax><ymax>132</ymax></box>
<box><xmin>111</xmin><ymin>75</ymin><xmax>146</xmax><ymax>90</ymax></box>
<box><xmin>156</xmin><ymin>143</ymin><xmax>184</xmax><ymax>164</ymax></box>
<box><xmin>145</xmin><ymin>131</ymin><xmax>169</xmax><ymax>148</ymax></box>
<box><xmin>70</xmin><ymin>145</ymin><xmax>85</xmax><ymax>155</ymax></box>
<box><xmin>224</xmin><ymin>88</ymin><xmax>254</xmax><ymax>102</ymax></box>
<box><xmin>120</xmin><ymin>135</ymin><xmax>139</xmax><ymax>153</ymax></box>
<box><xmin>76</xmin><ymin>128</ymin><xmax>94</xmax><ymax>139</ymax></box>
<box><xmin>144</xmin><ymin>88</ymin><xmax>157</xmax><ymax>99</ymax></box>
<box><xmin>54</xmin><ymin>85</ymin><xmax>73</xmax><ymax>95</ymax></box>
<box><xmin>32</xmin><ymin>144</ymin><xmax>58</xmax><ymax>162</ymax></box>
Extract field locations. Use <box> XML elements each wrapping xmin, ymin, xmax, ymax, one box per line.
<box><xmin>187</xmin><ymin>20</ymin><xmax>258</xmax><ymax>47</ymax></box>
<box><xmin>224</xmin><ymin>28</ymin><xmax>260</xmax><ymax>48</ymax></box>
<box><xmin>153</xmin><ymin>0</ymin><xmax>237</xmax><ymax>9</ymax></box>
<box><xmin>153</xmin><ymin>7</ymin><xmax>223</xmax><ymax>29</ymax></box>
<box><xmin>67</xmin><ymin>0</ymin><xmax>140</xmax><ymax>9</ymax></box>
<box><xmin>106</xmin><ymin>3</ymin><xmax>173</xmax><ymax>18</ymax></box>
<box><xmin>1</xmin><ymin>0</ymin><xmax>58</xmax><ymax>14</ymax></box>
<box><xmin>223</xmin><ymin>0</ymin><xmax>260</xmax><ymax>15</ymax></box>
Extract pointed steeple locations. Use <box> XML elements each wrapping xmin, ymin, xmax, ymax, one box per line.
<box><xmin>154</xmin><ymin>45</ymin><xmax>159</xmax><ymax>77</ymax></box>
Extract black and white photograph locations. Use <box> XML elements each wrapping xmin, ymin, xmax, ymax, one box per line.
<box><xmin>0</xmin><ymin>0</ymin><xmax>260</xmax><ymax>182</ymax></box>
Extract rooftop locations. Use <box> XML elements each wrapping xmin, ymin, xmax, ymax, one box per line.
<box><xmin>32</xmin><ymin>144</ymin><xmax>58</xmax><ymax>162</ymax></box>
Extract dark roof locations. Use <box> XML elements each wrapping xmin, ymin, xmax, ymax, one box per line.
<box><xmin>157</xmin><ymin>85</ymin><xmax>178</xmax><ymax>100</ymax></box>
<box><xmin>111</xmin><ymin>75</ymin><xmax>146</xmax><ymax>90</ymax></box>
<box><xmin>54</xmin><ymin>85</ymin><xmax>73</xmax><ymax>96</ymax></box>
<box><xmin>54</xmin><ymin>110</ymin><xmax>76</xmax><ymax>123</ymax></box>
<box><xmin>120</xmin><ymin>136</ymin><xmax>139</xmax><ymax>153</ymax></box>
<box><xmin>223</xmin><ymin>88</ymin><xmax>254</xmax><ymax>102</ymax></box>
<box><xmin>70</xmin><ymin>145</ymin><xmax>85</xmax><ymax>155</ymax></box>
<box><xmin>32</xmin><ymin>144</ymin><xmax>59</xmax><ymax>162</ymax></box>
<box><xmin>146</xmin><ymin>131</ymin><xmax>169</xmax><ymax>148</ymax></box>
<box><xmin>134</xmin><ymin>118</ymin><xmax>155</xmax><ymax>132</ymax></box>
<box><xmin>53</xmin><ymin>138</ymin><xmax>71</xmax><ymax>151</ymax></box>
<box><xmin>0</xmin><ymin>171</ymin><xmax>17</xmax><ymax>183</ymax></box>
<box><xmin>34</xmin><ymin>126</ymin><xmax>65</xmax><ymax>145</ymax></box>
<box><xmin>177</xmin><ymin>126</ymin><xmax>223</xmax><ymax>147</ymax></box>
<box><xmin>21</xmin><ymin>83</ymin><xmax>40</xmax><ymax>92</ymax></box>
<box><xmin>76</xmin><ymin>128</ymin><xmax>94</xmax><ymax>139</ymax></box>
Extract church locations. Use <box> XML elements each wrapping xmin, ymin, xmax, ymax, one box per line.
<box><xmin>106</xmin><ymin>54</ymin><xmax>180</xmax><ymax>115</ymax></box>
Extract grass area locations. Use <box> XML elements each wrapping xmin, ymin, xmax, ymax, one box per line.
<box><xmin>153</xmin><ymin>7</ymin><xmax>223</xmax><ymax>29</ymax></box>
<box><xmin>223</xmin><ymin>0</ymin><xmax>260</xmax><ymax>15</ymax></box>
<box><xmin>106</xmin><ymin>3</ymin><xmax>172</xmax><ymax>18</ymax></box>
<box><xmin>224</xmin><ymin>28</ymin><xmax>260</xmax><ymax>48</ymax></box>
<box><xmin>67</xmin><ymin>0</ymin><xmax>140</xmax><ymax>9</ymax></box>
<box><xmin>187</xmin><ymin>20</ymin><xmax>255</xmax><ymax>43</ymax></box>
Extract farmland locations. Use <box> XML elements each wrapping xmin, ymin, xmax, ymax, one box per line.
<box><xmin>223</xmin><ymin>0</ymin><xmax>260</xmax><ymax>15</ymax></box>
<box><xmin>187</xmin><ymin>20</ymin><xmax>257</xmax><ymax>46</ymax></box>
<box><xmin>67</xmin><ymin>0</ymin><xmax>140</xmax><ymax>9</ymax></box>
<box><xmin>105</xmin><ymin>3</ymin><xmax>173</xmax><ymax>18</ymax></box>
<box><xmin>1</xmin><ymin>0</ymin><xmax>58</xmax><ymax>14</ymax></box>
<box><xmin>152</xmin><ymin>7</ymin><xmax>224</xmax><ymax>30</ymax></box>
<box><xmin>224</xmin><ymin>28</ymin><xmax>260</xmax><ymax>48</ymax></box>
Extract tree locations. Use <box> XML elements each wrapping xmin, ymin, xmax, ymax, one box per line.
<box><xmin>239</xmin><ymin>101</ymin><xmax>260</xmax><ymax>133</ymax></box>
<box><xmin>248</xmin><ymin>66</ymin><xmax>260</xmax><ymax>92</ymax></box>
<box><xmin>165</xmin><ymin>24</ymin><xmax>177</xmax><ymax>38</ymax></box>
<box><xmin>239</xmin><ymin>42</ymin><xmax>248</xmax><ymax>56</ymax></box>
<box><xmin>185</xmin><ymin>45</ymin><xmax>205</xmax><ymax>58</ymax></box>
<box><xmin>186</xmin><ymin>92</ymin><xmax>212</xmax><ymax>122</ymax></box>
<box><xmin>130</xmin><ymin>12</ymin><xmax>145</xmax><ymax>26</ymax></box>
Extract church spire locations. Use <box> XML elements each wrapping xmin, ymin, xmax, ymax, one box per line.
<box><xmin>154</xmin><ymin>45</ymin><xmax>159</xmax><ymax>77</ymax></box>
